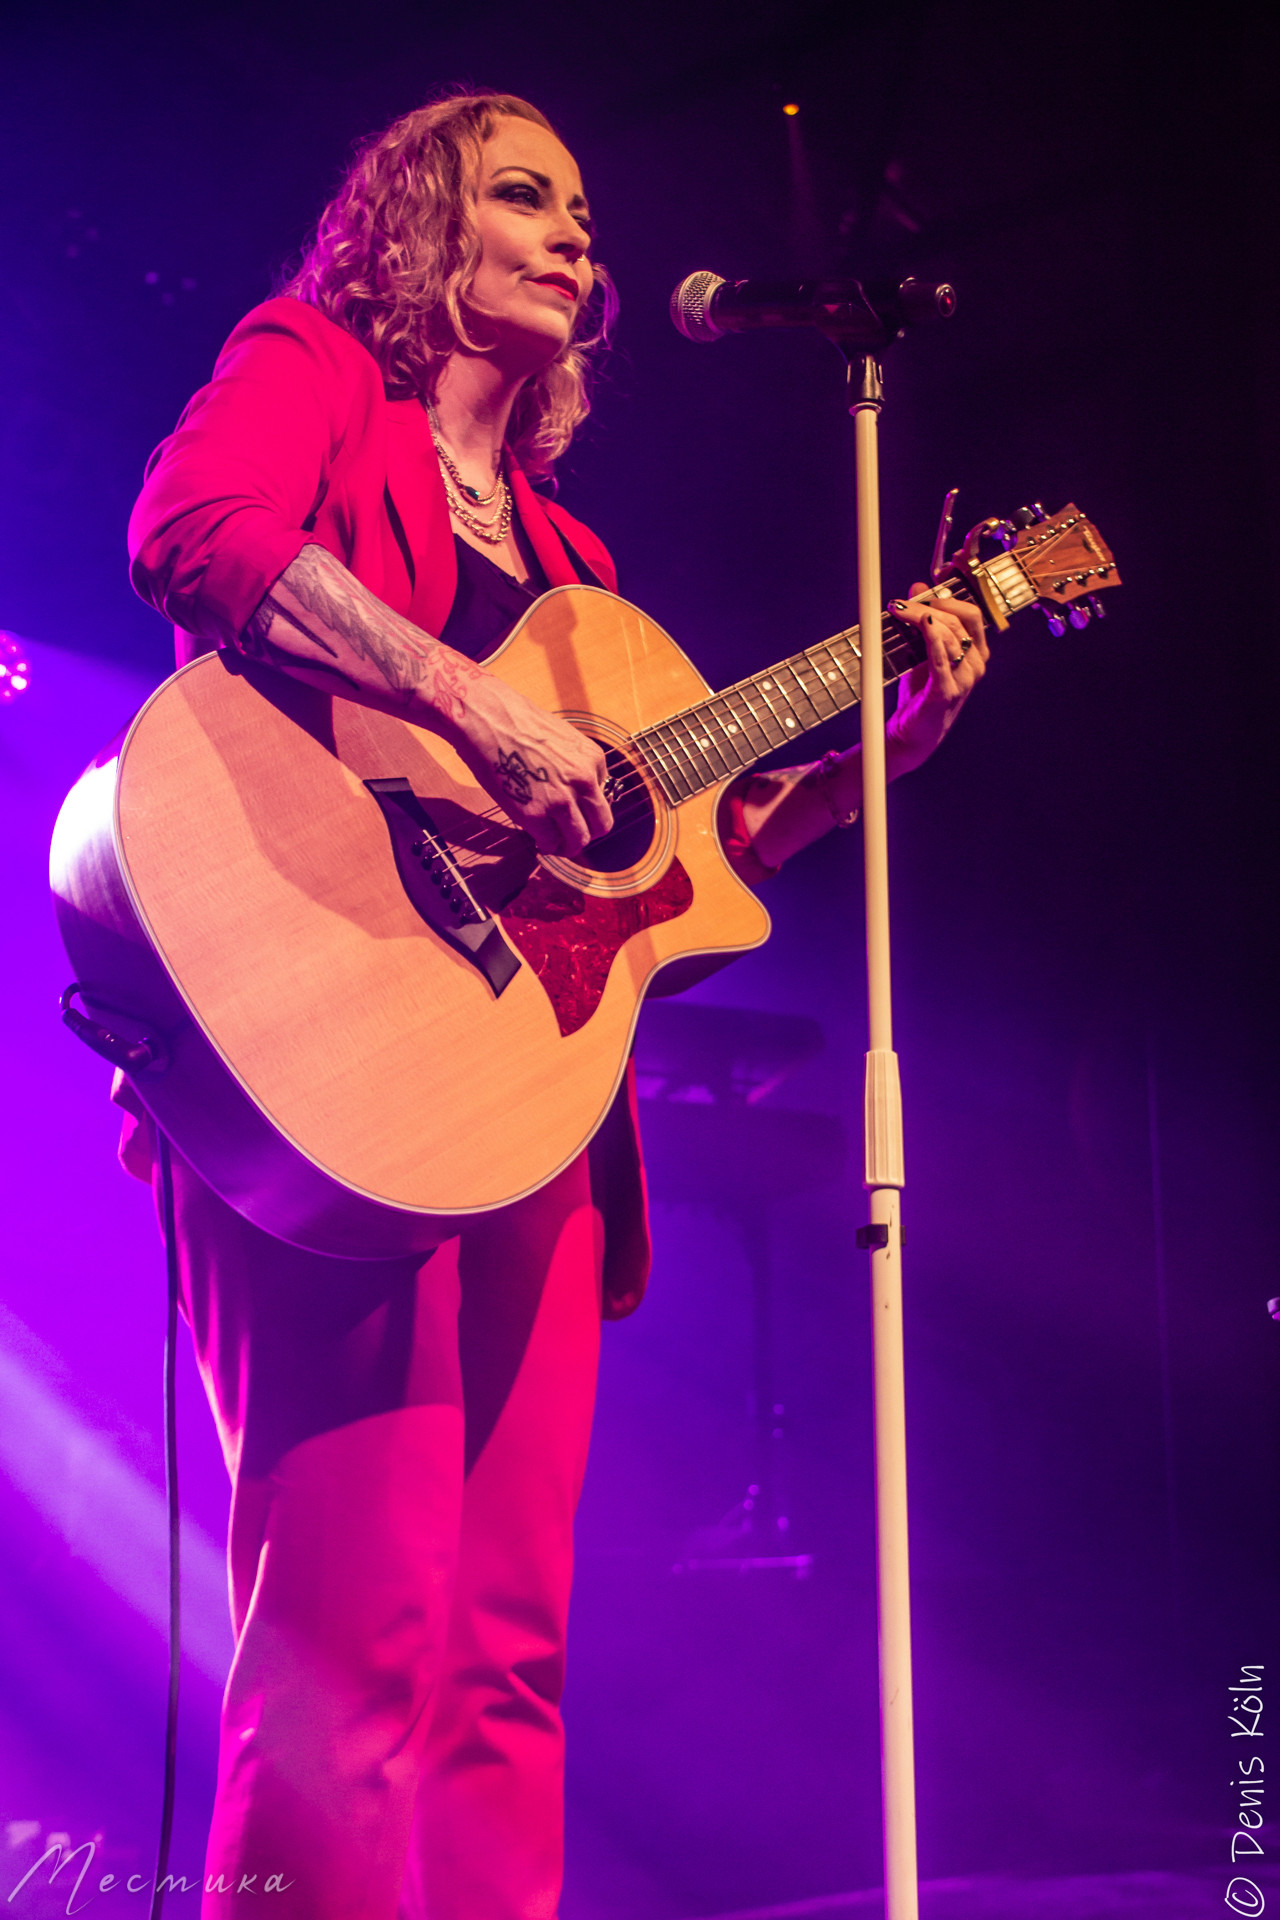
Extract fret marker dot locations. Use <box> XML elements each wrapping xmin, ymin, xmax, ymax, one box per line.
<box><xmin>762</xmin><ymin>681</ymin><xmax>772</xmax><ymax>689</ymax></box>
<box><xmin>727</xmin><ymin>724</ymin><xmax>738</xmax><ymax>733</ymax></box>
<box><xmin>785</xmin><ymin>718</ymin><xmax>795</xmax><ymax>727</ymax></box>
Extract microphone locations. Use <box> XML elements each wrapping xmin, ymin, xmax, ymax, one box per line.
<box><xmin>670</xmin><ymin>271</ymin><xmax>955</xmax><ymax>347</ymax></box>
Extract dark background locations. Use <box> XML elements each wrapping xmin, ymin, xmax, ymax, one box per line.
<box><xmin>1</xmin><ymin>1</ymin><xmax>1277</xmax><ymax>1911</ymax></box>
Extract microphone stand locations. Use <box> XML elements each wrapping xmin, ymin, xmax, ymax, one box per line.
<box><xmin>846</xmin><ymin>349</ymin><xmax>916</xmax><ymax>1920</ymax></box>
<box><xmin>671</xmin><ymin>271</ymin><xmax>956</xmax><ymax>1920</ymax></box>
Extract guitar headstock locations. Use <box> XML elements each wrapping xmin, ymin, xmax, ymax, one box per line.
<box><xmin>1008</xmin><ymin>504</ymin><xmax>1120</xmax><ymax>606</ymax></box>
<box><xmin>949</xmin><ymin>502</ymin><xmax>1121</xmax><ymax>632</ymax></box>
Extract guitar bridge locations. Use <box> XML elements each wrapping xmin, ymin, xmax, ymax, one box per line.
<box><xmin>364</xmin><ymin>777</ymin><xmax>522</xmax><ymax>999</ymax></box>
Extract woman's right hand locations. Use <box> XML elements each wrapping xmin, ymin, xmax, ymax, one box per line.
<box><xmin>442</xmin><ymin>670</ymin><xmax>614</xmax><ymax>857</ymax></box>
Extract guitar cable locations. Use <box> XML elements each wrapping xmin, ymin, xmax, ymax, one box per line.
<box><xmin>56</xmin><ymin>987</ymin><xmax>182</xmax><ymax>1910</ymax></box>
<box><xmin>149</xmin><ymin>1132</ymin><xmax>182</xmax><ymax>1920</ymax></box>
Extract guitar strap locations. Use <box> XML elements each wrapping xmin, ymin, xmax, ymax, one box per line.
<box><xmin>552</xmin><ymin>527</ymin><xmax>608</xmax><ymax>593</ymax></box>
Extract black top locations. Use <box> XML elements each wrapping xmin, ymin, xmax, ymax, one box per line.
<box><xmin>439</xmin><ymin>534</ymin><xmax>551</xmax><ymax>662</ymax></box>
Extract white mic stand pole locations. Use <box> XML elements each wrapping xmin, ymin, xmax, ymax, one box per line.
<box><xmin>669</xmin><ymin>267</ymin><xmax>956</xmax><ymax>1919</ymax></box>
<box><xmin>847</xmin><ymin>350</ymin><xmax>917</xmax><ymax>1920</ymax></box>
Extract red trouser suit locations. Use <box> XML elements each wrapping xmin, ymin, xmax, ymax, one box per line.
<box><xmin>161</xmin><ymin>1139</ymin><xmax>604</xmax><ymax>1919</ymax></box>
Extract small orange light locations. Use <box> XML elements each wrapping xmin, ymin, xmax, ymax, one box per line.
<box><xmin>783</xmin><ymin>102</ymin><xmax>800</xmax><ymax>116</ymax></box>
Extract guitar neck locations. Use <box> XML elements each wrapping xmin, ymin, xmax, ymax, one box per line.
<box><xmin>633</xmin><ymin>575</ymin><xmax>972</xmax><ymax>804</ymax></box>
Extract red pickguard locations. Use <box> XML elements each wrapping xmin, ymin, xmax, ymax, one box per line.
<box><xmin>499</xmin><ymin>858</ymin><xmax>694</xmax><ymax>1037</ymax></box>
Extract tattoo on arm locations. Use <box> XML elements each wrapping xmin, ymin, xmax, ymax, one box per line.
<box><xmin>240</xmin><ymin>592</ymin><xmax>362</xmax><ymax>690</ymax></box>
<box><xmin>238</xmin><ymin>544</ymin><xmax>481</xmax><ymax>718</ymax></box>
<box><xmin>495</xmin><ymin>749</ymin><xmax>550</xmax><ymax>805</ymax></box>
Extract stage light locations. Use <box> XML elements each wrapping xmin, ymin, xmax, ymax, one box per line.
<box><xmin>783</xmin><ymin>102</ymin><xmax>800</xmax><ymax>116</ymax></box>
<box><xmin>0</xmin><ymin>632</ymin><xmax>31</xmax><ymax>702</ymax></box>
<box><xmin>0</xmin><ymin>1317</ymin><xmax>231</xmax><ymax>1681</ymax></box>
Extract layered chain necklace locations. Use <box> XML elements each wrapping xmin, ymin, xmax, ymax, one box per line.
<box><xmin>426</xmin><ymin>401</ymin><xmax>513</xmax><ymax>546</ymax></box>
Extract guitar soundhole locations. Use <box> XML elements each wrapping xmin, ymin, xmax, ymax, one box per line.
<box><xmin>577</xmin><ymin>741</ymin><xmax>657</xmax><ymax>875</ymax></box>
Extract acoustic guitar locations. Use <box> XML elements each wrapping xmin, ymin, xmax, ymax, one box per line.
<box><xmin>51</xmin><ymin>504</ymin><xmax>1118</xmax><ymax>1258</ymax></box>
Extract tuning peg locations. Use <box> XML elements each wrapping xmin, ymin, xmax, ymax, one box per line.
<box><xmin>1042</xmin><ymin>607</ymin><xmax>1067</xmax><ymax>639</ymax></box>
<box><xmin>1067</xmin><ymin>604</ymin><xmax>1091</xmax><ymax>630</ymax></box>
<box><xmin>1087</xmin><ymin>593</ymin><xmax>1107</xmax><ymax>620</ymax></box>
<box><xmin>1011</xmin><ymin>502</ymin><xmax>1048</xmax><ymax>529</ymax></box>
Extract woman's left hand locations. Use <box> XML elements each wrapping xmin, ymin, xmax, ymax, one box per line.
<box><xmin>884</xmin><ymin>579</ymin><xmax>989</xmax><ymax>778</ymax></box>
<box><xmin>726</xmin><ymin>578</ymin><xmax>990</xmax><ymax>875</ymax></box>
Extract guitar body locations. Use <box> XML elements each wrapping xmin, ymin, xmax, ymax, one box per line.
<box><xmin>50</xmin><ymin>585</ymin><xmax>771</xmax><ymax>1258</ymax></box>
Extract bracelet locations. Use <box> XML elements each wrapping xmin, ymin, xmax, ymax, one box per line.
<box><xmin>807</xmin><ymin>749</ymin><xmax>859</xmax><ymax>829</ymax></box>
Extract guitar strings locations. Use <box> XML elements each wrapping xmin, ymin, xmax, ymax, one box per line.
<box><xmin>441</xmin><ymin>613</ymin><xmax>929</xmax><ymax>866</ymax></box>
<box><xmin>448</xmin><ymin>639</ymin><xmax>921</xmax><ymax>860</ymax></box>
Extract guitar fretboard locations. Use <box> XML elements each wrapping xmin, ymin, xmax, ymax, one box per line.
<box><xmin>634</xmin><ymin>606</ymin><xmax>934</xmax><ymax>804</ymax></box>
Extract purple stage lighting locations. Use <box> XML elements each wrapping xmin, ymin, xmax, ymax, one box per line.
<box><xmin>0</xmin><ymin>633</ymin><xmax>31</xmax><ymax>702</ymax></box>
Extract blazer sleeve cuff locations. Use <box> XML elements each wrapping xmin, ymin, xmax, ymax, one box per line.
<box><xmin>130</xmin><ymin>513</ymin><xmax>315</xmax><ymax>650</ymax></box>
<box><xmin>197</xmin><ymin>519</ymin><xmax>316</xmax><ymax>648</ymax></box>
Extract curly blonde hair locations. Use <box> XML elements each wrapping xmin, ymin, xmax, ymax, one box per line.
<box><xmin>285</xmin><ymin>91</ymin><xmax>615</xmax><ymax>478</ymax></box>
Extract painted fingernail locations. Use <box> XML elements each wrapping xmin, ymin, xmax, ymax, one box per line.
<box><xmin>890</xmin><ymin>599</ymin><xmax>908</xmax><ymax>612</ymax></box>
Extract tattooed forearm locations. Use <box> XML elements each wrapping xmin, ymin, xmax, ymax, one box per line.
<box><xmin>239</xmin><ymin>591</ymin><xmax>364</xmax><ymax>691</ymax></box>
<box><xmin>283</xmin><ymin>552</ymin><xmax>436</xmax><ymax>696</ymax></box>
<box><xmin>238</xmin><ymin>543</ymin><xmax>481</xmax><ymax>720</ymax></box>
<box><xmin>494</xmin><ymin>749</ymin><xmax>551</xmax><ymax>805</ymax></box>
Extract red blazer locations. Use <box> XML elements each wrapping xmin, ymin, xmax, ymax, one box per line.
<box><xmin>129</xmin><ymin>294</ymin><xmax>618</xmax><ymax>660</ymax></box>
<box><xmin>126</xmin><ymin>295</ymin><xmax>649</xmax><ymax>1315</ymax></box>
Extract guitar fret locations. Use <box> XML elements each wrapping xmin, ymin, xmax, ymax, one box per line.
<box><xmin>682</xmin><ymin>705</ymin><xmax>738</xmax><ymax>777</ymax></box>
<box><xmin>700</xmin><ymin>697</ymin><xmax>754</xmax><ymax>770</ymax></box>
<box><xmin>715</xmin><ymin>688</ymin><xmax>769</xmax><ymax>760</ymax></box>
<box><xmin>765</xmin><ymin>664</ymin><xmax>807</xmax><ymax>734</ymax></box>
<box><xmin>807</xmin><ymin>640</ymin><xmax>857</xmax><ymax>708</ymax></box>
<box><xmin>775</xmin><ymin>657</ymin><xmax>827</xmax><ymax>729</ymax></box>
<box><xmin>762</xmin><ymin>670</ymin><xmax>805</xmax><ymax>738</ymax></box>
<box><xmin>661</xmin><ymin>714</ymin><xmax>721</xmax><ymax>793</ymax></box>
<box><xmin>793</xmin><ymin>651</ymin><xmax>843</xmax><ymax>721</ymax></box>
<box><xmin>823</xmin><ymin>641</ymin><xmax>861</xmax><ymax>702</ymax></box>
<box><xmin>724</xmin><ymin>695</ymin><xmax>761</xmax><ymax>765</ymax></box>
<box><xmin>730</xmin><ymin>686</ymin><xmax>779</xmax><ymax>756</ymax></box>
<box><xmin>824</xmin><ymin>635</ymin><xmax>861</xmax><ymax>702</ymax></box>
<box><xmin>882</xmin><ymin>615</ymin><xmax>927</xmax><ymax>683</ymax></box>
<box><xmin>754</xmin><ymin>689</ymin><xmax>791</xmax><ymax>749</ymax></box>
<box><xmin>642</xmin><ymin>725</ymin><xmax>694</xmax><ymax>800</ymax></box>
<box><xmin>638</xmin><ymin>720</ymin><xmax>684</xmax><ymax>788</ymax></box>
<box><xmin>670</xmin><ymin>721</ymin><xmax>711</xmax><ymax>789</ymax></box>
<box><xmin>749</xmin><ymin>674</ymin><xmax>791</xmax><ymax>743</ymax></box>
<box><xmin>674</xmin><ymin>715</ymin><xmax>721</xmax><ymax>785</ymax></box>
